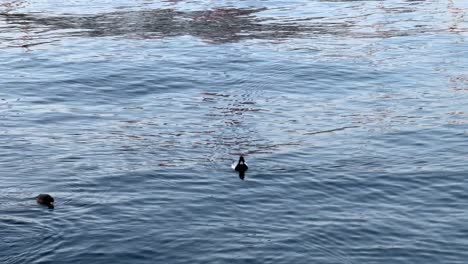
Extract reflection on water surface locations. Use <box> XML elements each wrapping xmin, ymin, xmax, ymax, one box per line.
<box><xmin>1</xmin><ymin>7</ymin><xmax>354</xmax><ymax>45</ymax></box>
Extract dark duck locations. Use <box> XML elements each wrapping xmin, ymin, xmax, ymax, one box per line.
<box><xmin>36</xmin><ymin>194</ymin><xmax>54</xmax><ymax>209</ymax></box>
<box><xmin>233</xmin><ymin>156</ymin><xmax>248</xmax><ymax>180</ymax></box>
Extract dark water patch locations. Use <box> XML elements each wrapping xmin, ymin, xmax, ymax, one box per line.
<box><xmin>2</xmin><ymin>1</ymin><xmax>448</xmax><ymax>49</ymax></box>
<box><xmin>0</xmin><ymin>7</ymin><xmax>353</xmax><ymax>46</ymax></box>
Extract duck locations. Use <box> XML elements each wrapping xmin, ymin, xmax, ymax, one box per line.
<box><xmin>233</xmin><ymin>156</ymin><xmax>248</xmax><ymax>180</ymax></box>
<box><xmin>36</xmin><ymin>194</ymin><xmax>54</xmax><ymax>209</ymax></box>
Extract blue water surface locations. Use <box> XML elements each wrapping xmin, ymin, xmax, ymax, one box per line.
<box><xmin>1</xmin><ymin>0</ymin><xmax>467</xmax><ymax>263</ymax></box>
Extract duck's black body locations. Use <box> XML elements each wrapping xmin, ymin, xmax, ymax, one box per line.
<box><xmin>234</xmin><ymin>156</ymin><xmax>248</xmax><ymax>180</ymax></box>
<box><xmin>36</xmin><ymin>194</ymin><xmax>54</xmax><ymax>209</ymax></box>
<box><xmin>235</xmin><ymin>156</ymin><xmax>248</xmax><ymax>173</ymax></box>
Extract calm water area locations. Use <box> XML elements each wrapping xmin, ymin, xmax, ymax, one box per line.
<box><xmin>1</xmin><ymin>0</ymin><xmax>467</xmax><ymax>263</ymax></box>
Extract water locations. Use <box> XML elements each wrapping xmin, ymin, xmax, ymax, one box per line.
<box><xmin>1</xmin><ymin>0</ymin><xmax>467</xmax><ymax>263</ymax></box>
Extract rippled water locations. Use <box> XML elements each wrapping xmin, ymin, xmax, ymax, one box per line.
<box><xmin>1</xmin><ymin>0</ymin><xmax>467</xmax><ymax>263</ymax></box>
